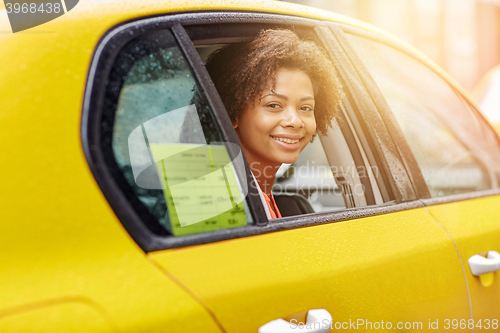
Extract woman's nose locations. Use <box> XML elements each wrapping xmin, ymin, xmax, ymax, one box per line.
<box><xmin>281</xmin><ymin>107</ymin><xmax>304</xmax><ymax>128</ymax></box>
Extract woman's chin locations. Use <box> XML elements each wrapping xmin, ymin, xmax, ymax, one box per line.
<box><xmin>276</xmin><ymin>154</ymin><xmax>300</xmax><ymax>165</ymax></box>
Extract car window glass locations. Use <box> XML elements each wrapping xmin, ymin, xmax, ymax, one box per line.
<box><xmin>347</xmin><ymin>33</ymin><xmax>500</xmax><ymax>197</ymax></box>
<box><xmin>106</xmin><ymin>29</ymin><xmax>250</xmax><ymax>237</ymax></box>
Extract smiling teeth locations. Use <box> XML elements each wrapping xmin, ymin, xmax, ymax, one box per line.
<box><xmin>272</xmin><ymin>136</ymin><xmax>300</xmax><ymax>144</ymax></box>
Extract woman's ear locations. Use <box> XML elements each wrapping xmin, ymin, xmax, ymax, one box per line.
<box><xmin>233</xmin><ymin>117</ymin><xmax>239</xmax><ymax>129</ymax></box>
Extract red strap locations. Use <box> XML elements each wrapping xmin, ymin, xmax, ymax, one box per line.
<box><xmin>262</xmin><ymin>192</ymin><xmax>282</xmax><ymax>219</ymax></box>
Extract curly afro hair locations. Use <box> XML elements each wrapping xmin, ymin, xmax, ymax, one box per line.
<box><xmin>205</xmin><ymin>29</ymin><xmax>343</xmax><ymax>135</ymax></box>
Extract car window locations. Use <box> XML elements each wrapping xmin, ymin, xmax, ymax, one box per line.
<box><xmin>195</xmin><ymin>40</ymin><xmax>371</xmax><ymax>215</ymax></box>
<box><xmin>94</xmin><ymin>20</ymin><xmax>387</xmax><ymax>248</ymax></box>
<box><xmin>106</xmin><ymin>29</ymin><xmax>251</xmax><ymax>237</ymax></box>
<box><xmin>347</xmin><ymin>33</ymin><xmax>500</xmax><ymax>197</ymax></box>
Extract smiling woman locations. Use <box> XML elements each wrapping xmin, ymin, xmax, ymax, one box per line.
<box><xmin>205</xmin><ymin>29</ymin><xmax>343</xmax><ymax>218</ymax></box>
<box><xmin>235</xmin><ymin>68</ymin><xmax>316</xmax><ymax>167</ymax></box>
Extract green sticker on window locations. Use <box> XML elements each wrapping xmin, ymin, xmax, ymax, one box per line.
<box><xmin>150</xmin><ymin>143</ymin><xmax>247</xmax><ymax>236</ymax></box>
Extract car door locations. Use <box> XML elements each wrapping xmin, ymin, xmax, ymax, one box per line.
<box><xmin>343</xmin><ymin>25</ymin><xmax>500</xmax><ymax>330</ymax></box>
<box><xmin>83</xmin><ymin>11</ymin><xmax>473</xmax><ymax>332</ymax></box>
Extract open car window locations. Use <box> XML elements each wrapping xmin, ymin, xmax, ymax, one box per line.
<box><xmin>191</xmin><ymin>24</ymin><xmax>380</xmax><ymax>217</ymax></box>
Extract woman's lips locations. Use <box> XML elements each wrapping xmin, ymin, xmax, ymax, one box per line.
<box><xmin>271</xmin><ymin>135</ymin><xmax>301</xmax><ymax>144</ymax></box>
<box><xmin>270</xmin><ymin>135</ymin><xmax>303</xmax><ymax>149</ymax></box>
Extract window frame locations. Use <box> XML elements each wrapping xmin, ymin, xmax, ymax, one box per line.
<box><xmin>184</xmin><ymin>21</ymin><xmax>379</xmax><ymax>207</ymax></box>
<box><xmin>341</xmin><ymin>24</ymin><xmax>500</xmax><ymax>204</ymax></box>
<box><xmin>82</xmin><ymin>11</ymin><xmax>425</xmax><ymax>252</ymax></box>
<box><xmin>316</xmin><ymin>24</ymin><xmax>422</xmax><ymax>203</ymax></box>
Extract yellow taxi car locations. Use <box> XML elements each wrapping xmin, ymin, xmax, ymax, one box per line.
<box><xmin>1</xmin><ymin>0</ymin><xmax>500</xmax><ymax>332</ymax></box>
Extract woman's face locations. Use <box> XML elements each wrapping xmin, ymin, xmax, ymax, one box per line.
<box><xmin>233</xmin><ymin>67</ymin><xmax>316</xmax><ymax>170</ymax></box>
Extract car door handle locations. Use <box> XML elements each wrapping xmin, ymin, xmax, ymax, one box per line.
<box><xmin>258</xmin><ymin>309</ymin><xmax>332</xmax><ymax>333</ymax></box>
<box><xmin>468</xmin><ymin>251</ymin><xmax>500</xmax><ymax>276</ymax></box>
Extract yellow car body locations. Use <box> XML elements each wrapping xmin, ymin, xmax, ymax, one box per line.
<box><xmin>0</xmin><ymin>1</ymin><xmax>499</xmax><ymax>332</ymax></box>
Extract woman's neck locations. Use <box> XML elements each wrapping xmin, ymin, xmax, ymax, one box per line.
<box><xmin>248</xmin><ymin>159</ymin><xmax>281</xmax><ymax>196</ymax></box>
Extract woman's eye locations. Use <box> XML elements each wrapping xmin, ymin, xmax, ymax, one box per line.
<box><xmin>267</xmin><ymin>103</ymin><xmax>281</xmax><ymax>109</ymax></box>
<box><xmin>300</xmin><ymin>105</ymin><xmax>314</xmax><ymax>112</ymax></box>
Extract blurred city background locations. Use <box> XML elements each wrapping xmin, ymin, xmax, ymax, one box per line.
<box><xmin>282</xmin><ymin>0</ymin><xmax>500</xmax><ymax>93</ymax></box>
<box><xmin>1</xmin><ymin>0</ymin><xmax>498</xmax><ymax>93</ymax></box>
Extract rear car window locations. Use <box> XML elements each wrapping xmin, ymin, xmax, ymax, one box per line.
<box><xmin>104</xmin><ymin>29</ymin><xmax>251</xmax><ymax>236</ymax></box>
